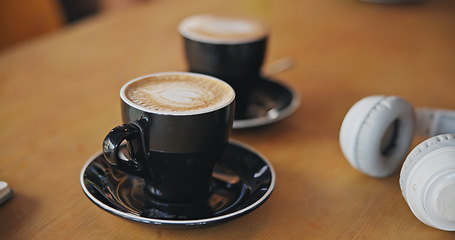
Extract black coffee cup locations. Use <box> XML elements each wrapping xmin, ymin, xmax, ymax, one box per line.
<box><xmin>179</xmin><ymin>14</ymin><xmax>268</xmax><ymax>118</ymax></box>
<box><xmin>103</xmin><ymin>72</ymin><xmax>235</xmax><ymax>203</ymax></box>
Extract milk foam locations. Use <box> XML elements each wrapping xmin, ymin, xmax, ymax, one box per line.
<box><xmin>124</xmin><ymin>74</ymin><xmax>234</xmax><ymax>115</ymax></box>
<box><xmin>179</xmin><ymin>14</ymin><xmax>268</xmax><ymax>44</ymax></box>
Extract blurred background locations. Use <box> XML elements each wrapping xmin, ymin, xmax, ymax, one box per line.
<box><xmin>0</xmin><ymin>0</ymin><xmax>151</xmax><ymax>52</ymax></box>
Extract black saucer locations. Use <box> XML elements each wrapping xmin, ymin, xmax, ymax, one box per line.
<box><xmin>233</xmin><ymin>78</ymin><xmax>300</xmax><ymax>129</ymax></box>
<box><xmin>80</xmin><ymin>141</ymin><xmax>275</xmax><ymax>227</ymax></box>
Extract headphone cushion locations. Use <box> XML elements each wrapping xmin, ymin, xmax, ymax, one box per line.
<box><xmin>400</xmin><ymin>134</ymin><xmax>455</xmax><ymax>197</ymax></box>
<box><xmin>399</xmin><ymin>134</ymin><xmax>455</xmax><ymax>231</ymax></box>
<box><xmin>340</xmin><ymin>96</ymin><xmax>415</xmax><ymax>177</ymax></box>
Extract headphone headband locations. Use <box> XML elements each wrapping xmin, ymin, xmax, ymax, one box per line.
<box><xmin>416</xmin><ymin>108</ymin><xmax>455</xmax><ymax>137</ymax></box>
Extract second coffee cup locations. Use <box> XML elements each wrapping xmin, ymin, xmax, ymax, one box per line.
<box><xmin>179</xmin><ymin>14</ymin><xmax>268</xmax><ymax>117</ymax></box>
<box><xmin>103</xmin><ymin>72</ymin><xmax>235</xmax><ymax>204</ymax></box>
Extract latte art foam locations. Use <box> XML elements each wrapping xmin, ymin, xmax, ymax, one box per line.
<box><xmin>124</xmin><ymin>74</ymin><xmax>234</xmax><ymax>114</ymax></box>
<box><xmin>179</xmin><ymin>14</ymin><xmax>268</xmax><ymax>44</ymax></box>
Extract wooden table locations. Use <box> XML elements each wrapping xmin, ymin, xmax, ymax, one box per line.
<box><xmin>1</xmin><ymin>0</ymin><xmax>454</xmax><ymax>239</ymax></box>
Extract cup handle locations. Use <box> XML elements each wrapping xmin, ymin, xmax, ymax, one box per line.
<box><xmin>103</xmin><ymin>122</ymin><xmax>147</xmax><ymax>177</ymax></box>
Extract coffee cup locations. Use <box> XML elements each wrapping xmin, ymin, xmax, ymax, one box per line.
<box><xmin>103</xmin><ymin>72</ymin><xmax>235</xmax><ymax>204</ymax></box>
<box><xmin>178</xmin><ymin>14</ymin><xmax>268</xmax><ymax>118</ymax></box>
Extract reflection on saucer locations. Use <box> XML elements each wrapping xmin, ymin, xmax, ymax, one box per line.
<box><xmin>233</xmin><ymin>78</ymin><xmax>299</xmax><ymax>129</ymax></box>
<box><xmin>80</xmin><ymin>141</ymin><xmax>275</xmax><ymax>227</ymax></box>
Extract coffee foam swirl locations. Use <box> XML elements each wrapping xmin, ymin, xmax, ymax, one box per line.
<box><xmin>179</xmin><ymin>14</ymin><xmax>268</xmax><ymax>44</ymax></box>
<box><xmin>124</xmin><ymin>73</ymin><xmax>234</xmax><ymax>115</ymax></box>
<box><xmin>153</xmin><ymin>88</ymin><xmax>208</xmax><ymax>107</ymax></box>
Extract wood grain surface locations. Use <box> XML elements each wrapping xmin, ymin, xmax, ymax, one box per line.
<box><xmin>1</xmin><ymin>0</ymin><xmax>455</xmax><ymax>239</ymax></box>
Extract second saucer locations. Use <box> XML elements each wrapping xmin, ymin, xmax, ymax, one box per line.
<box><xmin>233</xmin><ymin>77</ymin><xmax>299</xmax><ymax>129</ymax></box>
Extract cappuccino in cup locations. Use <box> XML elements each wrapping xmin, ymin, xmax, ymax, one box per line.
<box><xmin>179</xmin><ymin>14</ymin><xmax>268</xmax><ymax>118</ymax></box>
<box><xmin>104</xmin><ymin>72</ymin><xmax>235</xmax><ymax>204</ymax></box>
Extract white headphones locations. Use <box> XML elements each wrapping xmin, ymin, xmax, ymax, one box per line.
<box><xmin>339</xmin><ymin>95</ymin><xmax>455</xmax><ymax>231</ymax></box>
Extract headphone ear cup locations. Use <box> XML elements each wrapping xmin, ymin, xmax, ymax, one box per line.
<box><xmin>340</xmin><ymin>96</ymin><xmax>415</xmax><ymax>177</ymax></box>
<box><xmin>399</xmin><ymin>134</ymin><xmax>455</xmax><ymax>231</ymax></box>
